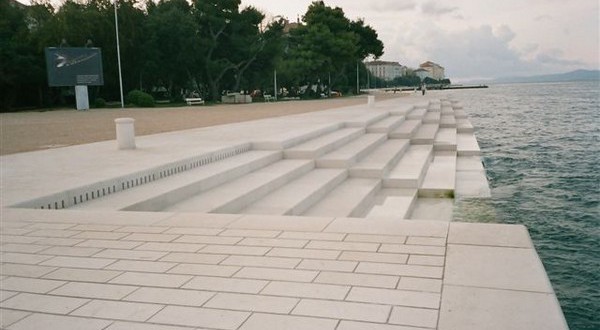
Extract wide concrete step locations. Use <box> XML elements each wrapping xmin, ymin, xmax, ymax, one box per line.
<box><xmin>367</xmin><ymin>189</ymin><xmax>418</xmax><ymax>219</ymax></box>
<box><xmin>434</xmin><ymin>128</ymin><xmax>457</xmax><ymax>151</ymax></box>
<box><xmin>440</xmin><ymin>115</ymin><xmax>456</xmax><ymax>128</ymax></box>
<box><xmin>316</xmin><ymin>133</ymin><xmax>387</xmax><ymax>168</ymax></box>
<box><xmin>423</xmin><ymin>111</ymin><xmax>441</xmax><ymax>124</ymax></box>
<box><xmin>411</xmin><ymin>123</ymin><xmax>439</xmax><ymax>145</ymax></box>
<box><xmin>349</xmin><ymin>139</ymin><xmax>410</xmax><ymax>178</ymax></box>
<box><xmin>385</xmin><ymin>145</ymin><xmax>433</xmax><ymax>188</ymax></box>
<box><xmin>303</xmin><ymin>178</ymin><xmax>381</xmax><ymax>218</ymax></box>
<box><xmin>389</xmin><ymin>104</ymin><xmax>414</xmax><ymax>116</ymax></box>
<box><xmin>241</xmin><ymin>168</ymin><xmax>347</xmax><ymax>215</ymax></box>
<box><xmin>344</xmin><ymin>112</ymin><xmax>389</xmax><ymax>128</ymax></box>
<box><xmin>456</xmin><ymin>156</ymin><xmax>491</xmax><ymax>198</ymax></box>
<box><xmin>428</xmin><ymin>102</ymin><xmax>441</xmax><ymax>112</ymax></box>
<box><xmin>366</xmin><ymin>115</ymin><xmax>405</xmax><ymax>134</ymax></box>
<box><xmin>454</xmin><ymin>109</ymin><xmax>468</xmax><ymax>119</ymax></box>
<box><xmin>457</xmin><ymin>133</ymin><xmax>481</xmax><ymax>156</ymax></box>
<box><xmin>71</xmin><ymin>150</ymin><xmax>282</xmax><ymax>211</ymax></box>
<box><xmin>284</xmin><ymin>127</ymin><xmax>365</xmax><ymax>159</ymax></box>
<box><xmin>253</xmin><ymin>123</ymin><xmax>341</xmax><ymax>150</ymax></box>
<box><xmin>441</xmin><ymin>106</ymin><xmax>454</xmax><ymax>115</ymax></box>
<box><xmin>407</xmin><ymin>108</ymin><xmax>427</xmax><ymax>120</ymax></box>
<box><xmin>164</xmin><ymin>159</ymin><xmax>314</xmax><ymax>213</ymax></box>
<box><xmin>410</xmin><ymin>197</ymin><xmax>454</xmax><ymax>221</ymax></box>
<box><xmin>419</xmin><ymin>151</ymin><xmax>457</xmax><ymax>198</ymax></box>
<box><xmin>456</xmin><ymin>118</ymin><xmax>474</xmax><ymax>133</ymax></box>
<box><xmin>389</xmin><ymin>119</ymin><xmax>422</xmax><ymax>139</ymax></box>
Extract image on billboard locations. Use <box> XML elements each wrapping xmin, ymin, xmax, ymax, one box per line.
<box><xmin>45</xmin><ymin>47</ymin><xmax>104</xmax><ymax>86</ymax></box>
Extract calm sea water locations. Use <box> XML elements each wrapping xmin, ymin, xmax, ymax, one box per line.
<box><xmin>450</xmin><ymin>81</ymin><xmax>599</xmax><ymax>329</ymax></box>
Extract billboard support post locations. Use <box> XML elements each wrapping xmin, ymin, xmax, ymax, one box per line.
<box><xmin>75</xmin><ymin>85</ymin><xmax>89</xmax><ymax>110</ymax></box>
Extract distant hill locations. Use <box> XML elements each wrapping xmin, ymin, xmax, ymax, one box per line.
<box><xmin>493</xmin><ymin>69</ymin><xmax>600</xmax><ymax>84</ymax></box>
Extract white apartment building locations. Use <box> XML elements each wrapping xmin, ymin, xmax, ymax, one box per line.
<box><xmin>419</xmin><ymin>61</ymin><xmax>445</xmax><ymax>80</ymax></box>
<box><xmin>365</xmin><ymin>61</ymin><xmax>406</xmax><ymax>81</ymax></box>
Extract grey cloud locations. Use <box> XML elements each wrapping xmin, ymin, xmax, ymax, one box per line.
<box><xmin>370</xmin><ymin>0</ymin><xmax>416</xmax><ymax>12</ymax></box>
<box><xmin>536</xmin><ymin>51</ymin><xmax>585</xmax><ymax>66</ymax></box>
<box><xmin>421</xmin><ymin>1</ymin><xmax>459</xmax><ymax>16</ymax></box>
<box><xmin>495</xmin><ymin>25</ymin><xmax>516</xmax><ymax>43</ymax></box>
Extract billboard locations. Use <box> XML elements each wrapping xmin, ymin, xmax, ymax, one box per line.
<box><xmin>45</xmin><ymin>47</ymin><xmax>104</xmax><ymax>86</ymax></box>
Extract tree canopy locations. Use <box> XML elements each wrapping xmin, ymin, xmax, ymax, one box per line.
<box><xmin>0</xmin><ymin>0</ymin><xmax>384</xmax><ymax>111</ymax></box>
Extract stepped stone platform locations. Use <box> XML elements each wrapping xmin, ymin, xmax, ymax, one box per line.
<box><xmin>1</xmin><ymin>94</ymin><xmax>567</xmax><ymax>329</ymax></box>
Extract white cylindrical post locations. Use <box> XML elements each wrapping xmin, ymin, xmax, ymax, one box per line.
<box><xmin>115</xmin><ymin>118</ymin><xmax>136</xmax><ymax>150</ymax></box>
<box><xmin>367</xmin><ymin>95</ymin><xmax>375</xmax><ymax>107</ymax></box>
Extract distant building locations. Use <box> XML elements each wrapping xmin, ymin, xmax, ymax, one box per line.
<box><xmin>419</xmin><ymin>61</ymin><xmax>445</xmax><ymax>80</ymax></box>
<box><xmin>365</xmin><ymin>61</ymin><xmax>407</xmax><ymax>81</ymax></box>
<box><xmin>414</xmin><ymin>68</ymin><xmax>431</xmax><ymax>81</ymax></box>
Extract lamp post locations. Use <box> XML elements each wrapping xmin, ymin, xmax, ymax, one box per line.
<box><xmin>356</xmin><ymin>61</ymin><xmax>359</xmax><ymax>95</ymax></box>
<box><xmin>114</xmin><ymin>0</ymin><xmax>124</xmax><ymax>108</ymax></box>
<box><xmin>274</xmin><ymin>68</ymin><xmax>277</xmax><ymax>101</ymax></box>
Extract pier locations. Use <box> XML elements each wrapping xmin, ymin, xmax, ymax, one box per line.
<box><xmin>0</xmin><ymin>95</ymin><xmax>567</xmax><ymax>329</ymax></box>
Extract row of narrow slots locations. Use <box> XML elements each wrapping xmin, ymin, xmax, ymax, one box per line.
<box><xmin>37</xmin><ymin>145</ymin><xmax>251</xmax><ymax>210</ymax></box>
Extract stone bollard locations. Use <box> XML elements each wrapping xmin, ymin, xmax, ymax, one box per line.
<box><xmin>367</xmin><ymin>95</ymin><xmax>375</xmax><ymax>107</ymax></box>
<box><xmin>115</xmin><ymin>118</ymin><xmax>136</xmax><ymax>150</ymax></box>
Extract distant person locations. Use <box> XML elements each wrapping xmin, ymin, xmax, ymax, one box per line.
<box><xmin>422</xmin><ymin>84</ymin><xmax>427</xmax><ymax>95</ymax></box>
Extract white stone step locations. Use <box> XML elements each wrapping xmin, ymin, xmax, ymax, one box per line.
<box><xmin>253</xmin><ymin>123</ymin><xmax>341</xmax><ymax>150</ymax></box>
<box><xmin>389</xmin><ymin>104</ymin><xmax>414</xmax><ymax>116</ymax></box>
<box><xmin>423</xmin><ymin>111</ymin><xmax>441</xmax><ymax>124</ymax></box>
<box><xmin>419</xmin><ymin>151</ymin><xmax>457</xmax><ymax>198</ymax></box>
<box><xmin>434</xmin><ymin>128</ymin><xmax>457</xmax><ymax>151</ymax></box>
<box><xmin>440</xmin><ymin>115</ymin><xmax>456</xmax><ymax>128</ymax></box>
<box><xmin>456</xmin><ymin>156</ymin><xmax>491</xmax><ymax>198</ymax></box>
<box><xmin>384</xmin><ymin>145</ymin><xmax>433</xmax><ymax>188</ymax></box>
<box><xmin>241</xmin><ymin>168</ymin><xmax>347</xmax><ymax>215</ymax></box>
<box><xmin>366</xmin><ymin>116</ymin><xmax>405</xmax><ymax>134</ymax></box>
<box><xmin>349</xmin><ymin>139</ymin><xmax>410</xmax><ymax>178</ymax></box>
<box><xmin>411</xmin><ymin>123</ymin><xmax>439</xmax><ymax>144</ymax></box>
<box><xmin>428</xmin><ymin>103</ymin><xmax>441</xmax><ymax>111</ymax></box>
<box><xmin>367</xmin><ymin>189</ymin><xmax>417</xmax><ymax>219</ymax></box>
<box><xmin>389</xmin><ymin>119</ymin><xmax>422</xmax><ymax>139</ymax></box>
<box><xmin>409</xmin><ymin>197</ymin><xmax>454</xmax><ymax>221</ymax></box>
<box><xmin>284</xmin><ymin>127</ymin><xmax>365</xmax><ymax>159</ymax></box>
<box><xmin>72</xmin><ymin>150</ymin><xmax>282</xmax><ymax>211</ymax></box>
<box><xmin>441</xmin><ymin>106</ymin><xmax>454</xmax><ymax>115</ymax></box>
<box><xmin>456</xmin><ymin>118</ymin><xmax>474</xmax><ymax>133</ymax></box>
<box><xmin>454</xmin><ymin>109</ymin><xmax>468</xmax><ymax>119</ymax></box>
<box><xmin>344</xmin><ymin>112</ymin><xmax>389</xmax><ymax>128</ymax></box>
<box><xmin>316</xmin><ymin>133</ymin><xmax>387</xmax><ymax>168</ymax></box>
<box><xmin>451</xmin><ymin>101</ymin><xmax>464</xmax><ymax>109</ymax></box>
<box><xmin>457</xmin><ymin>133</ymin><xmax>481</xmax><ymax>156</ymax></box>
<box><xmin>303</xmin><ymin>178</ymin><xmax>381</xmax><ymax>218</ymax></box>
<box><xmin>407</xmin><ymin>108</ymin><xmax>427</xmax><ymax>120</ymax></box>
<box><xmin>164</xmin><ymin>159</ymin><xmax>314</xmax><ymax>213</ymax></box>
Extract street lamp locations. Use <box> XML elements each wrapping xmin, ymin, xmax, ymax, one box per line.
<box><xmin>114</xmin><ymin>0</ymin><xmax>124</xmax><ymax>108</ymax></box>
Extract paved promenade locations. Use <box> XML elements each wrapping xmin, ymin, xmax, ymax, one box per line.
<box><xmin>1</xmin><ymin>94</ymin><xmax>568</xmax><ymax>329</ymax></box>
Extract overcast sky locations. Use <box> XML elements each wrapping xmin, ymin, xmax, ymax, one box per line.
<box><xmin>241</xmin><ymin>0</ymin><xmax>599</xmax><ymax>81</ymax></box>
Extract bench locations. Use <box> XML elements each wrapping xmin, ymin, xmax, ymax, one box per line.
<box><xmin>185</xmin><ymin>98</ymin><xmax>205</xmax><ymax>106</ymax></box>
<box><xmin>264</xmin><ymin>94</ymin><xmax>274</xmax><ymax>102</ymax></box>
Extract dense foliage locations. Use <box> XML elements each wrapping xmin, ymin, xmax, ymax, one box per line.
<box><xmin>0</xmin><ymin>0</ymin><xmax>384</xmax><ymax>111</ymax></box>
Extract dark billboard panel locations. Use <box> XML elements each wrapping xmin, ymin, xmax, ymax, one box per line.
<box><xmin>45</xmin><ymin>47</ymin><xmax>104</xmax><ymax>86</ymax></box>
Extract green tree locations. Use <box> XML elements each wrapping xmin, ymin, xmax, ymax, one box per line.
<box><xmin>143</xmin><ymin>0</ymin><xmax>199</xmax><ymax>99</ymax></box>
<box><xmin>278</xmin><ymin>1</ymin><xmax>384</xmax><ymax>97</ymax></box>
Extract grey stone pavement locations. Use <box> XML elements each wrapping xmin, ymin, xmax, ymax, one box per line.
<box><xmin>0</xmin><ymin>94</ymin><xmax>568</xmax><ymax>329</ymax></box>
